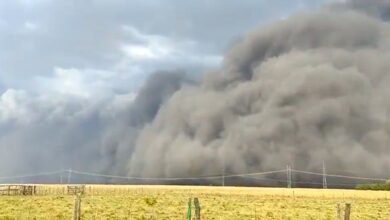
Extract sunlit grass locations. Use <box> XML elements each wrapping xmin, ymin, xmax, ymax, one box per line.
<box><xmin>0</xmin><ymin>185</ymin><xmax>389</xmax><ymax>219</ymax></box>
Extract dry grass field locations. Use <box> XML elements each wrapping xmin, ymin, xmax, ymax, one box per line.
<box><xmin>0</xmin><ymin>185</ymin><xmax>389</xmax><ymax>219</ymax></box>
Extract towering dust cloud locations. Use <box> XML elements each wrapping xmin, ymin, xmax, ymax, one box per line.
<box><xmin>128</xmin><ymin>0</ymin><xmax>390</xmax><ymax>179</ymax></box>
<box><xmin>1</xmin><ymin>0</ymin><xmax>390</xmax><ymax>184</ymax></box>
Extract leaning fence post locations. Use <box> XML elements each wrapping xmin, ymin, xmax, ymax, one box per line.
<box><xmin>186</xmin><ymin>198</ymin><xmax>192</xmax><ymax>220</ymax></box>
<box><xmin>344</xmin><ymin>203</ymin><xmax>351</xmax><ymax>220</ymax></box>
<box><xmin>194</xmin><ymin>198</ymin><xmax>200</xmax><ymax>220</ymax></box>
<box><xmin>73</xmin><ymin>193</ymin><xmax>81</xmax><ymax>220</ymax></box>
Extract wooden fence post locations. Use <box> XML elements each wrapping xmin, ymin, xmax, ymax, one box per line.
<box><xmin>186</xmin><ymin>198</ymin><xmax>192</xmax><ymax>220</ymax></box>
<box><xmin>73</xmin><ymin>193</ymin><xmax>81</xmax><ymax>220</ymax></box>
<box><xmin>336</xmin><ymin>203</ymin><xmax>342</xmax><ymax>220</ymax></box>
<box><xmin>344</xmin><ymin>203</ymin><xmax>351</xmax><ymax>220</ymax></box>
<box><xmin>194</xmin><ymin>198</ymin><xmax>200</xmax><ymax>220</ymax></box>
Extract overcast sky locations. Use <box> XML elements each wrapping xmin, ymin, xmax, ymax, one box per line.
<box><xmin>0</xmin><ymin>0</ymin><xmax>326</xmax><ymax>96</ymax></box>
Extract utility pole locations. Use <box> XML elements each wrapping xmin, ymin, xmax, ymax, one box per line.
<box><xmin>67</xmin><ymin>169</ymin><xmax>72</xmax><ymax>184</ymax></box>
<box><xmin>222</xmin><ymin>169</ymin><xmax>225</xmax><ymax>187</ymax></box>
<box><xmin>222</xmin><ymin>146</ymin><xmax>225</xmax><ymax>187</ymax></box>
<box><xmin>322</xmin><ymin>160</ymin><xmax>327</xmax><ymax>189</ymax></box>
<box><xmin>287</xmin><ymin>165</ymin><xmax>292</xmax><ymax>188</ymax></box>
<box><xmin>60</xmin><ymin>167</ymin><xmax>64</xmax><ymax>184</ymax></box>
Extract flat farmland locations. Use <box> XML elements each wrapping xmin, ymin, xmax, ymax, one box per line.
<box><xmin>0</xmin><ymin>185</ymin><xmax>389</xmax><ymax>219</ymax></box>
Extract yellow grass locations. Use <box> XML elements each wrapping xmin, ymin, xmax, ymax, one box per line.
<box><xmin>0</xmin><ymin>185</ymin><xmax>389</xmax><ymax>219</ymax></box>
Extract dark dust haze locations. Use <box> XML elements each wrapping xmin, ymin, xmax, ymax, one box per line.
<box><xmin>2</xmin><ymin>0</ymin><xmax>390</xmax><ymax>184</ymax></box>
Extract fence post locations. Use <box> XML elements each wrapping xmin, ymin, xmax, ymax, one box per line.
<box><xmin>336</xmin><ymin>203</ymin><xmax>342</xmax><ymax>220</ymax></box>
<box><xmin>344</xmin><ymin>203</ymin><xmax>351</xmax><ymax>220</ymax></box>
<box><xmin>186</xmin><ymin>198</ymin><xmax>192</xmax><ymax>220</ymax></box>
<box><xmin>73</xmin><ymin>193</ymin><xmax>81</xmax><ymax>220</ymax></box>
<box><xmin>255</xmin><ymin>208</ymin><xmax>257</xmax><ymax>220</ymax></box>
<box><xmin>194</xmin><ymin>198</ymin><xmax>200</xmax><ymax>220</ymax></box>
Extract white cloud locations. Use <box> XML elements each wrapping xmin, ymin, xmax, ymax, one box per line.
<box><xmin>52</xmin><ymin>68</ymin><xmax>90</xmax><ymax>97</ymax></box>
<box><xmin>18</xmin><ymin>0</ymin><xmax>50</xmax><ymax>6</ymax></box>
<box><xmin>0</xmin><ymin>89</ymin><xmax>32</xmax><ymax>123</ymax></box>
<box><xmin>35</xmin><ymin>67</ymin><xmax>116</xmax><ymax>98</ymax></box>
<box><xmin>121</xmin><ymin>26</ymin><xmax>177</xmax><ymax>61</ymax></box>
<box><xmin>24</xmin><ymin>22</ymin><xmax>38</xmax><ymax>31</ymax></box>
<box><xmin>121</xmin><ymin>45</ymin><xmax>160</xmax><ymax>60</ymax></box>
<box><xmin>117</xmin><ymin>26</ymin><xmax>222</xmax><ymax>75</ymax></box>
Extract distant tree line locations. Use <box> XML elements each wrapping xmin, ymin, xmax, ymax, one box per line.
<box><xmin>356</xmin><ymin>180</ymin><xmax>390</xmax><ymax>191</ymax></box>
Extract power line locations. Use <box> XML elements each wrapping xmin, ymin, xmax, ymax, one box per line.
<box><xmin>0</xmin><ymin>170</ymin><xmax>62</xmax><ymax>180</ymax></box>
<box><xmin>71</xmin><ymin>169</ymin><xmax>287</xmax><ymax>181</ymax></box>
<box><xmin>291</xmin><ymin>169</ymin><xmax>387</xmax><ymax>181</ymax></box>
<box><xmin>0</xmin><ymin>168</ymin><xmax>387</xmax><ymax>186</ymax></box>
<box><xmin>232</xmin><ymin>175</ymin><xmax>362</xmax><ymax>187</ymax></box>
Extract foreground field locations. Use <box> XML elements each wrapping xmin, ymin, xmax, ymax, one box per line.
<box><xmin>0</xmin><ymin>185</ymin><xmax>389</xmax><ymax>219</ymax></box>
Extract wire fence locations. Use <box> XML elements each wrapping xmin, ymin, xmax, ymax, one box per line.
<box><xmin>0</xmin><ymin>173</ymin><xmax>389</xmax><ymax>219</ymax></box>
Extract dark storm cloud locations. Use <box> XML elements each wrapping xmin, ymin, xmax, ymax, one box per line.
<box><xmin>128</xmin><ymin>0</ymin><xmax>390</xmax><ymax>180</ymax></box>
<box><xmin>330</xmin><ymin>0</ymin><xmax>390</xmax><ymax>20</ymax></box>
<box><xmin>0</xmin><ymin>71</ymin><xmax>189</xmax><ymax>176</ymax></box>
